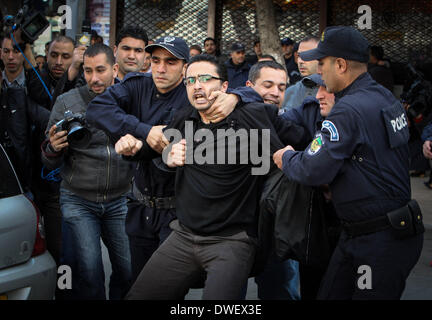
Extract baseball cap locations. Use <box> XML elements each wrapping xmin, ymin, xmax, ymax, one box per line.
<box><xmin>299</xmin><ymin>26</ymin><xmax>369</xmax><ymax>63</ymax></box>
<box><xmin>145</xmin><ymin>36</ymin><xmax>190</xmax><ymax>62</ymax></box>
<box><xmin>231</xmin><ymin>42</ymin><xmax>245</xmax><ymax>52</ymax></box>
<box><xmin>303</xmin><ymin>73</ymin><xmax>325</xmax><ymax>88</ymax></box>
<box><xmin>281</xmin><ymin>37</ymin><xmax>294</xmax><ymax>46</ymax></box>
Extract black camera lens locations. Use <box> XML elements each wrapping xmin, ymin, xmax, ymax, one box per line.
<box><xmin>67</xmin><ymin>123</ymin><xmax>91</xmax><ymax>148</ymax></box>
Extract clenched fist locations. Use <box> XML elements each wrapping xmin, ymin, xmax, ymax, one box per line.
<box><xmin>167</xmin><ymin>139</ymin><xmax>186</xmax><ymax>168</ymax></box>
<box><xmin>115</xmin><ymin>134</ymin><xmax>143</xmax><ymax>156</ymax></box>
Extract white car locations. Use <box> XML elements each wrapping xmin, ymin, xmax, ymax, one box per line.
<box><xmin>0</xmin><ymin>144</ymin><xmax>57</xmax><ymax>300</ymax></box>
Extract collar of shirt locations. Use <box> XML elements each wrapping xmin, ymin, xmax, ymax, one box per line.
<box><xmin>2</xmin><ymin>69</ymin><xmax>26</xmax><ymax>88</ymax></box>
<box><xmin>152</xmin><ymin>81</ymin><xmax>185</xmax><ymax>100</ymax></box>
<box><xmin>335</xmin><ymin>72</ymin><xmax>370</xmax><ymax>101</ymax></box>
<box><xmin>186</xmin><ymin>103</ymin><xmax>238</xmax><ymax>128</ymax></box>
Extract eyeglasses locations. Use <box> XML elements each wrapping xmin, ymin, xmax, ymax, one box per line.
<box><xmin>184</xmin><ymin>74</ymin><xmax>222</xmax><ymax>86</ymax></box>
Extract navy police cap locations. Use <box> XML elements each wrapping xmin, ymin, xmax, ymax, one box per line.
<box><xmin>146</xmin><ymin>36</ymin><xmax>190</xmax><ymax>63</ymax></box>
<box><xmin>299</xmin><ymin>26</ymin><xmax>369</xmax><ymax>63</ymax></box>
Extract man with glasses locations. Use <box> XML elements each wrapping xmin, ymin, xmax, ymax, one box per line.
<box><xmin>87</xmin><ymin>39</ymin><xmax>259</xmax><ymax>284</ymax></box>
<box><xmin>113</xmin><ymin>54</ymin><xmax>309</xmax><ymax>299</ymax></box>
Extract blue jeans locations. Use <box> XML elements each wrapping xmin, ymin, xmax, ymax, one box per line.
<box><xmin>59</xmin><ymin>187</ymin><xmax>132</xmax><ymax>300</ymax></box>
<box><xmin>254</xmin><ymin>256</ymin><xmax>300</xmax><ymax>300</ymax></box>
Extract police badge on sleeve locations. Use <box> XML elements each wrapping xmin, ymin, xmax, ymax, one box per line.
<box><xmin>307</xmin><ymin>133</ymin><xmax>324</xmax><ymax>155</ymax></box>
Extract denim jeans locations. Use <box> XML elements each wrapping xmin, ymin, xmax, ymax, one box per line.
<box><xmin>254</xmin><ymin>255</ymin><xmax>300</xmax><ymax>300</ymax></box>
<box><xmin>59</xmin><ymin>187</ymin><xmax>132</xmax><ymax>300</ymax></box>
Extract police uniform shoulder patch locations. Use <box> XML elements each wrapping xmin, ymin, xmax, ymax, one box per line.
<box><xmin>322</xmin><ymin>120</ymin><xmax>339</xmax><ymax>141</ymax></box>
<box><xmin>307</xmin><ymin>133</ymin><xmax>324</xmax><ymax>155</ymax></box>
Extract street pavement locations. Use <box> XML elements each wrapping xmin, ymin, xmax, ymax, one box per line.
<box><xmin>101</xmin><ymin>177</ymin><xmax>432</xmax><ymax>300</ymax></box>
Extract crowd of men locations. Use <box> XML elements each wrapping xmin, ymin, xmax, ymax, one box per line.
<box><xmin>0</xmin><ymin>24</ymin><xmax>426</xmax><ymax>300</ymax></box>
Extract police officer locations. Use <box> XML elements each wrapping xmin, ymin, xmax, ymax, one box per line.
<box><xmin>273</xmin><ymin>26</ymin><xmax>424</xmax><ymax>299</ymax></box>
<box><xmin>86</xmin><ymin>38</ymin><xmax>258</xmax><ymax>284</ymax></box>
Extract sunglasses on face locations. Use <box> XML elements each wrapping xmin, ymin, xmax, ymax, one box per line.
<box><xmin>184</xmin><ymin>74</ymin><xmax>222</xmax><ymax>86</ymax></box>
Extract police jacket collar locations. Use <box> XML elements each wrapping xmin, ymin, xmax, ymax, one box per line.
<box><xmin>152</xmin><ymin>81</ymin><xmax>185</xmax><ymax>100</ymax></box>
<box><xmin>225</xmin><ymin>59</ymin><xmax>249</xmax><ymax>71</ymax></box>
<box><xmin>335</xmin><ymin>72</ymin><xmax>370</xmax><ymax>101</ymax></box>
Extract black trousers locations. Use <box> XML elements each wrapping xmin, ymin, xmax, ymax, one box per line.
<box><xmin>126</xmin><ymin>220</ymin><xmax>256</xmax><ymax>300</ymax></box>
<box><xmin>317</xmin><ymin>229</ymin><xmax>423</xmax><ymax>300</ymax></box>
<box><xmin>126</xmin><ymin>200</ymin><xmax>176</xmax><ymax>284</ymax></box>
<box><xmin>34</xmin><ymin>189</ymin><xmax>62</xmax><ymax>265</ymax></box>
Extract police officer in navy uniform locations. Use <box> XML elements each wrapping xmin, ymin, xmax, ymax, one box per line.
<box><xmin>273</xmin><ymin>26</ymin><xmax>424</xmax><ymax>299</ymax></box>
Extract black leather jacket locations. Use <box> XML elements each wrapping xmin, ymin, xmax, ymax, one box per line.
<box><xmin>41</xmin><ymin>85</ymin><xmax>135</xmax><ymax>203</ymax></box>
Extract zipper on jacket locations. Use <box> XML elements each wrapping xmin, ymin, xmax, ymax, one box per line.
<box><xmin>104</xmin><ymin>136</ymin><xmax>111</xmax><ymax>201</ymax></box>
<box><xmin>69</xmin><ymin>160</ymin><xmax>75</xmax><ymax>184</ymax></box>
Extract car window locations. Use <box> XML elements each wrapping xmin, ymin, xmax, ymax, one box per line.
<box><xmin>0</xmin><ymin>144</ymin><xmax>22</xmax><ymax>199</ymax></box>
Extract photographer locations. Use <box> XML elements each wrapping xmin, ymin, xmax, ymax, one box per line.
<box><xmin>41</xmin><ymin>44</ymin><xmax>135</xmax><ymax>300</ymax></box>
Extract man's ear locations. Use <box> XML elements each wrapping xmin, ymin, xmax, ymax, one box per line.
<box><xmin>113</xmin><ymin>45</ymin><xmax>118</xmax><ymax>57</ymax></box>
<box><xmin>112</xmin><ymin>63</ymin><xmax>119</xmax><ymax>79</ymax></box>
<box><xmin>336</xmin><ymin>58</ymin><xmax>348</xmax><ymax>74</ymax></box>
<box><xmin>182</xmin><ymin>63</ymin><xmax>187</xmax><ymax>77</ymax></box>
<box><xmin>246</xmin><ymin>80</ymin><xmax>253</xmax><ymax>87</ymax></box>
<box><xmin>221</xmin><ymin>81</ymin><xmax>229</xmax><ymax>92</ymax></box>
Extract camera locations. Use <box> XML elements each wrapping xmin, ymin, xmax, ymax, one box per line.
<box><xmin>55</xmin><ymin>111</ymin><xmax>92</xmax><ymax>148</ymax></box>
<box><xmin>401</xmin><ymin>64</ymin><xmax>432</xmax><ymax>121</ymax></box>
<box><xmin>3</xmin><ymin>1</ymin><xmax>50</xmax><ymax>44</ymax></box>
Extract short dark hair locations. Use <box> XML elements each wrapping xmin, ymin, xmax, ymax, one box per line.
<box><xmin>248</xmin><ymin>61</ymin><xmax>286</xmax><ymax>83</ymax></box>
<box><xmin>84</xmin><ymin>43</ymin><xmax>115</xmax><ymax>66</ymax></box>
<box><xmin>186</xmin><ymin>54</ymin><xmax>227</xmax><ymax>82</ymax></box>
<box><xmin>253</xmin><ymin>39</ymin><xmax>260</xmax><ymax>46</ymax></box>
<box><xmin>190</xmin><ymin>45</ymin><xmax>202</xmax><ymax>54</ymax></box>
<box><xmin>370</xmin><ymin>45</ymin><xmax>384</xmax><ymax>60</ymax></box>
<box><xmin>203</xmin><ymin>37</ymin><xmax>216</xmax><ymax>46</ymax></box>
<box><xmin>259</xmin><ymin>54</ymin><xmax>276</xmax><ymax>62</ymax></box>
<box><xmin>49</xmin><ymin>36</ymin><xmax>75</xmax><ymax>53</ymax></box>
<box><xmin>35</xmin><ymin>55</ymin><xmax>45</xmax><ymax>60</ymax></box>
<box><xmin>300</xmin><ymin>36</ymin><xmax>319</xmax><ymax>44</ymax></box>
<box><xmin>116</xmin><ymin>25</ymin><xmax>148</xmax><ymax>46</ymax></box>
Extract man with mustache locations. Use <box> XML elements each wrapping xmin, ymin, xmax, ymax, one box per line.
<box><xmin>114</xmin><ymin>54</ymin><xmax>308</xmax><ymax>299</ymax></box>
<box><xmin>27</xmin><ymin>36</ymin><xmax>78</xmax><ymax>109</ymax></box>
<box><xmin>41</xmin><ymin>44</ymin><xmax>134</xmax><ymax>300</ymax></box>
<box><xmin>87</xmin><ymin>38</ymin><xmax>257</xmax><ymax>285</ymax></box>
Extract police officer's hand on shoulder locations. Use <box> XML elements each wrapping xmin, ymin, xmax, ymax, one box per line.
<box><xmin>146</xmin><ymin>125</ymin><xmax>169</xmax><ymax>154</ymax></box>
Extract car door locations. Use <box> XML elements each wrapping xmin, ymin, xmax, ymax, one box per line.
<box><xmin>0</xmin><ymin>144</ymin><xmax>36</xmax><ymax>270</ymax></box>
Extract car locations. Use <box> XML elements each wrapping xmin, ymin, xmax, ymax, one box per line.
<box><xmin>0</xmin><ymin>144</ymin><xmax>57</xmax><ymax>300</ymax></box>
